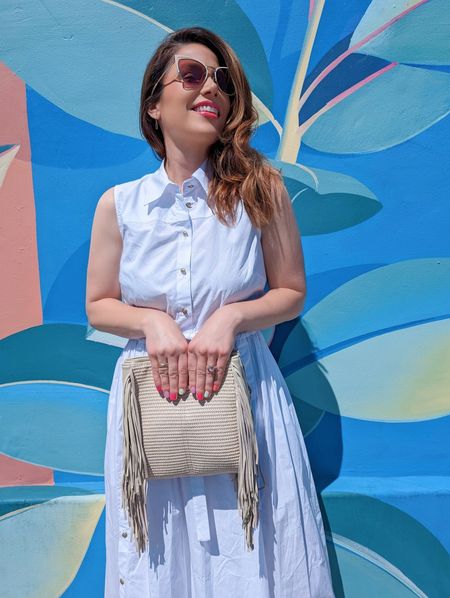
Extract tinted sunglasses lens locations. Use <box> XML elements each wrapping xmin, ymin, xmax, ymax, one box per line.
<box><xmin>216</xmin><ymin>67</ymin><xmax>234</xmax><ymax>95</ymax></box>
<box><xmin>179</xmin><ymin>59</ymin><xmax>235</xmax><ymax>95</ymax></box>
<box><xmin>178</xmin><ymin>59</ymin><xmax>206</xmax><ymax>87</ymax></box>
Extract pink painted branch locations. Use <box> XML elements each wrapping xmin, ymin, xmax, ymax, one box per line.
<box><xmin>297</xmin><ymin>0</ymin><xmax>430</xmax><ymax>115</ymax></box>
<box><xmin>298</xmin><ymin>62</ymin><xmax>398</xmax><ymax>136</ymax></box>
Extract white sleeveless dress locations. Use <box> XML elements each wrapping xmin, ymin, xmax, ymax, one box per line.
<box><xmin>104</xmin><ymin>158</ymin><xmax>335</xmax><ymax>598</ymax></box>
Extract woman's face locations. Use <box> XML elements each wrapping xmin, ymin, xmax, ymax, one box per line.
<box><xmin>148</xmin><ymin>43</ymin><xmax>232</xmax><ymax>149</ymax></box>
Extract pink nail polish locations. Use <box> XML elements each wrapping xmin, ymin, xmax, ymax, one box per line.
<box><xmin>164</xmin><ymin>390</ymin><xmax>170</xmax><ymax>399</ymax></box>
<box><xmin>190</xmin><ymin>386</ymin><xmax>196</xmax><ymax>394</ymax></box>
<box><xmin>156</xmin><ymin>384</ymin><xmax>162</xmax><ymax>393</ymax></box>
<box><xmin>170</xmin><ymin>392</ymin><xmax>177</xmax><ymax>401</ymax></box>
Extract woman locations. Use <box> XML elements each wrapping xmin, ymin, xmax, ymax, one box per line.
<box><xmin>86</xmin><ymin>26</ymin><xmax>335</xmax><ymax>598</ymax></box>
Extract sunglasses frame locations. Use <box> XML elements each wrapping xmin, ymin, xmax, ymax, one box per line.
<box><xmin>149</xmin><ymin>54</ymin><xmax>235</xmax><ymax>99</ymax></box>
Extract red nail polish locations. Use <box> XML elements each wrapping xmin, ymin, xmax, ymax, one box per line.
<box><xmin>156</xmin><ymin>385</ymin><xmax>162</xmax><ymax>393</ymax></box>
<box><xmin>197</xmin><ymin>392</ymin><xmax>203</xmax><ymax>401</ymax></box>
<box><xmin>170</xmin><ymin>392</ymin><xmax>177</xmax><ymax>401</ymax></box>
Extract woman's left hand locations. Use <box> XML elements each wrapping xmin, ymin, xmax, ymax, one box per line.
<box><xmin>187</xmin><ymin>305</ymin><xmax>239</xmax><ymax>400</ymax></box>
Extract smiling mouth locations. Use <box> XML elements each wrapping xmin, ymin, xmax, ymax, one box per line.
<box><xmin>191</xmin><ymin>106</ymin><xmax>220</xmax><ymax>119</ymax></box>
<box><xmin>192</xmin><ymin>110</ymin><xmax>219</xmax><ymax>120</ymax></box>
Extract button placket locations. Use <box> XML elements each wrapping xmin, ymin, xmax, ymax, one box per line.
<box><xmin>176</xmin><ymin>215</ymin><xmax>193</xmax><ymax>324</ymax></box>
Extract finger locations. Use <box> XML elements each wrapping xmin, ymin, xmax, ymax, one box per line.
<box><xmin>167</xmin><ymin>352</ymin><xmax>179</xmax><ymax>401</ymax></box>
<box><xmin>204</xmin><ymin>351</ymin><xmax>219</xmax><ymax>398</ymax></box>
<box><xmin>177</xmin><ymin>351</ymin><xmax>188</xmax><ymax>397</ymax></box>
<box><xmin>213</xmin><ymin>353</ymin><xmax>229</xmax><ymax>394</ymax></box>
<box><xmin>195</xmin><ymin>351</ymin><xmax>208</xmax><ymax>400</ymax></box>
<box><xmin>149</xmin><ymin>353</ymin><xmax>164</xmax><ymax>396</ymax></box>
<box><xmin>156</xmin><ymin>352</ymin><xmax>170</xmax><ymax>399</ymax></box>
<box><xmin>187</xmin><ymin>347</ymin><xmax>197</xmax><ymax>396</ymax></box>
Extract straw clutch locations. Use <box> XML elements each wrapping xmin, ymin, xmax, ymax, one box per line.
<box><xmin>121</xmin><ymin>349</ymin><xmax>259</xmax><ymax>555</ymax></box>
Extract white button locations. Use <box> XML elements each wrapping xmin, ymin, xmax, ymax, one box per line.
<box><xmin>182</xmin><ymin>231</ymin><xmax>189</xmax><ymax>237</ymax></box>
<box><xmin>180</xmin><ymin>268</ymin><xmax>187</xmax><ymax>275</ymax></box>
<box><xmin>185</xmin><ymin>202</ymin><xmax>193</xmax><ymax>208</ymax></box>
<box><xmin>120</xmin><ymin>578</ymin><xmax>125</xmax><ymax>585</ymax></box>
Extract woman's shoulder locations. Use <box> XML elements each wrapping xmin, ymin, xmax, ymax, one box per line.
<box><xmin>114</xmin><ymin>170</ymin><xmax>155</xmax><ymax>196</ymax></box>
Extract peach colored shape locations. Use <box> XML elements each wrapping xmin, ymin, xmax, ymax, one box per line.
<box><xmin>0</xmin><ymin>62</ymin><xmax>42</xmax><ymax>339</ymax></box>
<box><xmin>0</xmin><ymin>453</ymin><xmax>54</xmax><ymax>487</ymax></box>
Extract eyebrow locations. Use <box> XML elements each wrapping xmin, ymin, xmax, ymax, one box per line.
<box><xmin>178</xmin><ymin>56</ymin><xmax>220</xmax><ymax>69</ymax></box>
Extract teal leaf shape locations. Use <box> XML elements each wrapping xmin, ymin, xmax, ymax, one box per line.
<box><xmin>269</xmin><ymin>158</ymin><xmax>380</xmax><ymax>234</ymax></box>
<box><xmin>352</xmin><ymin>0</ymin><xmax>450</xmax><ymax>65</ymax></box>
<box><xmin>323</xmin><ymin>491</ymin><xmax>450</xmax><ymax>597</ymax></box>
<box><xmin>0</xmin><ymin>381</ymin><xmax>107</xmax><ymax>474</ymax></box>
<box><xmin>0</xmin><ymin>0</ymin><xmax>274</xmax><ymax>138</ymax></box>
<box><xmin>285</xmin><ymin>318</ymin><xmax>450</xmax><ymax>421</ymax></box>
<box><xmin>279</xmin><ymin>258</ymin><xmax>450</xmax><ymax>364</ymax></box>
<box><xmin>114</xmin><ymin>0</ymin><xmax>273</xmax><ymax>109</ymax></box>
<box><xmin>302</xmin><ymin>64</ymin><xmax>450</xmax><ymax>154</ymax></box>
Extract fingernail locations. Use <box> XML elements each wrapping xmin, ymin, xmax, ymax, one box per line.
<box><xmin>164</xmin><ymin>390</ymin><xmax>170</xmax><ymax>399</ymax></box>
<box><xmin>204</xmin><ymin>391</ymin><xmax>209</xmax><ymax>398</ymax></box>
<box><xmin>197</xmin><ymin>392</ymin><xmax>203</xmax><ymax>401</ymax></box>
<box><xmin>156</xmin><ymin>385</ymin><xmax>162</xmax><ymax>393</ymax></box>
<box><xmin>178</xmin><ymin>388</ymin><xmax>185</xmax><ymax>396</ymax></box>
<box><xmin>170</xmin><ymin>392</ymin><xmax>177</xmax><ymax>401</ymax></box>
<box><xmin>213</xmin><ymin>383</ymin><xmax>219</xmax><ymax>392</ymax></box>
<box><xmin>190</xmin><ymin>386</ymin><xmax>196</xmax><ymax>394</ymax></box>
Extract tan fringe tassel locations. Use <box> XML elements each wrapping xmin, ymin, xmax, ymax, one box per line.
<box><xmin>232</xmin><ymin>357</ymin><xmax>259</xmax><ymax>551</ymax></box>
<box><xmin>121</xmin><ymin>368</ymin><xmax>148</xmax><ymax>555</ymax></box>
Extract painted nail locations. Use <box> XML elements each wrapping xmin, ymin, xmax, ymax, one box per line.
<box><xmin>190</xmin><ymin>386</ymin><xmax>196</xmax><ymax>394</ymax></box>
<box><xmin>213</xmin><ymin>383</ymin><xmax>219</xmax><ymax>392</ymax></box>
<box><xmin>196</xmin><ymin>392</ymin><xmax>203</xmax><ymax>401</ymax></box>
<box><xmin>156</xmin><ymin>385</ymin><xmax>162</xmax><ymax>393</ymax></box>
<box><xmin>170</xmin><ymin>392</ymin><xmax>177</xmax><ymax>401</ymax></box>
<box><xmin>204</xmin><ymin>391</ymin><xmax>209</xmax><ymax>399</ymax></box>
<box><xmin>178</xmin><ymin>388</ymin><xmax>185</xmax><ymax>395</ymax></box>
<box><xmin>164</xmin><ymin>390</ymin><xmax>170</xmax><ymax>399</ymax></box>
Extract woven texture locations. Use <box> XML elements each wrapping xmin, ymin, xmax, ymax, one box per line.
<box><xmin>121</xmin><ymin>349</ymin><xmax>259</xmax><ymax>555</ymax></box>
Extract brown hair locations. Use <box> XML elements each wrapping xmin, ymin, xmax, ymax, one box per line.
<box><xmin>139</xmin><ymin>26</ymin><xmax>284</xmax><ymax>228</ymax></box>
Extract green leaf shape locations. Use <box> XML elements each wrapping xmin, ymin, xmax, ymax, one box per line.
<box><xmin>302</xmin><ymin>64</ymin><xmax>450</xmax><ymax>154</ymax></box>
<box><xmin>323</xmin><ymin>491</ymin><xmax>450</xmax><ymax>597</ymax></box>
<box><xmin>0</xmin><ymin>0</ymin><xmax>275</xmax><ymax>138</ymax></box>
<box><xmin>285</xmin><ymin>318</ymin><xmax>450</xmax><ymax>421</ymax></box>
<box><xmin>352</xmin><ymin>0</ymin><xmax>450</xmax><ymax>65</ymax></box>
<box><xmin>269</xmin><ymin>159</ymin><xmax>380</xmax><ymax>234</ymax></box>
<box><xmin>0</xmin><ymin>494</ymin><xmax>104</xmax><ymax>598</ymax></box>
<box><xmin>279</xmin><ymin>258</ymin><xmax>450</xmax><ymax>364</ymax></box>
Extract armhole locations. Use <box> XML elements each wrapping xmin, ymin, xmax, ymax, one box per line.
<box><xmin>113</xmin><ymin>185</ymin><xmax>125</xmax><ymax>240</ymax></box>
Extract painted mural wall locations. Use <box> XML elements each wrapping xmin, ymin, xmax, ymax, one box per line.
<box><xmin>1</xmin><ymin>1</ymin><xmax>449</xmax><ymax>596</ymax></box>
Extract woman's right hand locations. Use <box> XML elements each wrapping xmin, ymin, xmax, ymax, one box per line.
<box><xmin>143</xmin><ymin>311</ymin><xmax>190</xmax><ymax>401</ymax></box>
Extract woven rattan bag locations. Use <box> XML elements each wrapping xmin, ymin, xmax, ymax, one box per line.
<box><xmin>121</xmin><ymin>349</ymin><xmax>259</xmax><ymax>555</ymax></box>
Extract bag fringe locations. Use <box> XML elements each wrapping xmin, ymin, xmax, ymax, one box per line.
<box><xmin>121</xmin><ymin>367</ymin><xmax>148</xmax><ymax>555</ymax></box>
<box><xmin>232</xmin><ymin>357</ymin><xmax>259</xmax><ymax>551</ymax></box>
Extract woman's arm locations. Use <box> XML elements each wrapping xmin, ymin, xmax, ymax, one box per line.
<box><xmin>224</xmin><ymin>180</ymin><xmax>306</xmax><ymax>334</ymax></box>
<box><xmin>85</xmin><ymin>188</ymin><xmax>163</xmax><ymax>338</ymax></box>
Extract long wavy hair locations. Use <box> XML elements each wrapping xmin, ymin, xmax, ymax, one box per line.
<box><xmin>139</xmin><ymin>26</ymin><xmax>284</xmax><ymax>228</ymax></box>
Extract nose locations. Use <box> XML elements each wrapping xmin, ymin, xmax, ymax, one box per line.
<box><xmin>202</xmin><ymin>69</ymin><xmax>220</xmax><ymax>94</ymax></box>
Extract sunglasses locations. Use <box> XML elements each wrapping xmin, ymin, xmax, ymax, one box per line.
<box><xmin>149</xmin><ymin>54</ymin><xmax>235</xmax><ymax>98</ymax></box>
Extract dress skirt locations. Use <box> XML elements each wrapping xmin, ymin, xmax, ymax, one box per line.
<box><xmin>104</xmin><ymin>329</ymin><xmax>335</xmax><ymax>597</ymax></box>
